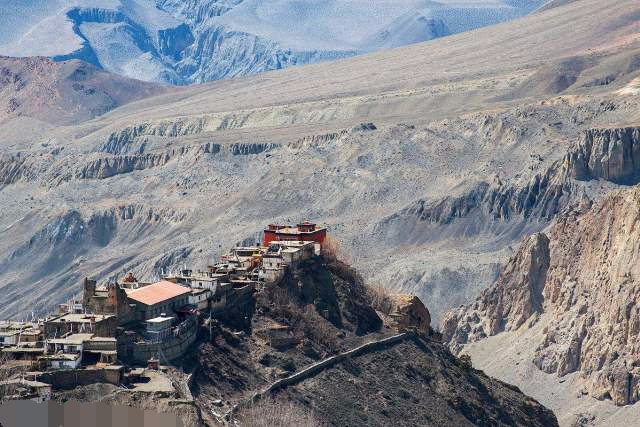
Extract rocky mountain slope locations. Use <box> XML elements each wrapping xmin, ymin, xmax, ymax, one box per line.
<box><xmin>0</xmin><ymin>56</ymin><xmax>169</xmax><ymax>127</ymax></box>
<box><xmin>441</xmin><ymin>153</ymin><xmax>640</xmax><ymax>424</ymax></box>
<box><xmin>0</xmin><ymin>0</ymin><xmax>544</xmax><ymax>84</ymax></box>
<box><xmin>1</xmin><ymin>0</ymin><xmax>640</xmax><ymax>324</ymax></box>
<box><xmin>188</xmin><ymin>256</ymin><xmax>559</xmax><ymax>426</ymax></box>
<box><xmin>36</xmin><ymin>256</ymin><xmax>558</xmax><ymax>426</ymax></box>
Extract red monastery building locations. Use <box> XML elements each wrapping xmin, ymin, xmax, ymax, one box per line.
<box><xmin>263</xmin><ymin>221</ymin><xmax>327</xmax><ymax>246</ymax></box>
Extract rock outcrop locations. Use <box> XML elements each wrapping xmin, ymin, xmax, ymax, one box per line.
<box><xmin>566</xmin><ymin>126</ymin><xmax>640</xmax><ymax>184</ymax></box>
<box><xmin>378</xmin><ymin>126</ymin><xmax>640</xmax><ymax>246</ymax></box>
<box><xmin>101</xmin><ymin>119</ymin><xmax>210</xmax><ymax>154</ymax></box>
<box><xmin>443</xmin><ymin>186</ymin><xmax>640</xmax><ymax>405</ymax></box>
<box><xmin>388</xmin><ymin>294</ymin><xmax>432</xmax><ymax>334</ymax></box>
<box><xmin>442</xmin><ymin>233</ymin><xmax>550</xmax><ymax>353</ymax></box>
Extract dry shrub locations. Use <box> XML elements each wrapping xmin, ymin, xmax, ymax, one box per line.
<box><xmin>366</xmin><ymin>283</ymin><xmax>394</xmax><ymax>316</ymax></box>
<box><xmin>236</xmin><ymin>397</ymin><xmax>321</xmax><ymax>427</ymax></box>
<box><xmin>301</xmin><ymin>305</ymin><xmax>339</xmax><ymax>352</ymax></box>
<box><xmin>321</xmin><ymin>236</ymin><xmax>343</xmax><ymax>262</ymax></box>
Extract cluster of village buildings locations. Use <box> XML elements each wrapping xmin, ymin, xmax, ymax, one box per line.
<box><xmin>0</xmin><ymin>222</ymin><xmax>327</xmax><ymax>402</ymax></box>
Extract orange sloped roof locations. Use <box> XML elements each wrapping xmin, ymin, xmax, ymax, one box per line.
<box><xmin>126</xmin><ymin>280</ymin><xmax>191</xmax><ymax>306</ymax></box>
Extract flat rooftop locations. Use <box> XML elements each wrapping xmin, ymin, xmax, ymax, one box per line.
<box><xmin>269</xmin><ymin>240</ymin><xmax>315</xmax><ymax>248</ymax></box>
<box><xmin>44</xmin><ymin>354</ymin><xmax>80</xmax><ymax>361</ymax></box>
<box><xmin>48</xmin><ymin>333</ymin><xmax>94</xmax><ymax>345</ymax></box>
<box><xmin>2</xmin><ymin>347</ymin><xmax>45</xmax><ymax>353</ymax></box>
<box><xmin>48</xmin><ymin>313</ymin><xmax>114</xmax><ymax>324</ymax></box>
<box><xmin>89</xmin><ymin>337</ymin><xmax>117</xmax><ymax>343</ymax></box>
<box><xmin>126</xmin><ymin>280</ymin><xmax>191</xmax><ymax>306</ymax></box>
<box><xmin>0</xmin><ymin>321</ymin><xmax>40</xmax><ymax>329</ymax></box>
<box><xmin>270</xmin><ymin>227</ymin><xmax>326</xmax><ymax>235</ymax></box>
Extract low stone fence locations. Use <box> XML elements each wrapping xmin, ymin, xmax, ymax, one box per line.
<box><xmin>26</xmin><ymin>366</ymin><xmax>124</xmax><ymax>390</ymax></box>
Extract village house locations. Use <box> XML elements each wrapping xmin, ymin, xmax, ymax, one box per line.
<box><xmin>145</xmin><ymin>315</ymin><xmax>175</xmax><ymax>339</ymax></box>
<box><xmin>44</xmin><ymin>353</ymin><xmax>82</xmax><ymax>370</ymax></box>
<box><xmin>189</xmin><ymin>288</ymin><xmax>211</xmax><ymax>310</ymax></box>
<box><xmin>0</xmin><ymin>321</ymin><xmax>42</xmax><ymax>345</ymax></box>
<box><xmin>257</xmin><ymin>240</ymin><xmax>316</xmax><ymax>282</ymax></box>
<box><xmin>0</xmin><ymin>331</ymin><xmax>19</xmax><ymax>346</ymax></box>
<box><xmin>164</xmin><ymin>269</ymin><xmax>228</xmax><ymax>292</ymax></box>
<box><xmin>2</xmin><ymin>346</ymin><xmax>45</xmax><ymax>361</ymax></box>
<box><xmin>263</xmin><ymin>221</ymin><xmax>327</xmax><ymax>250</ymax></box>
<box><xmin>43</xmin><ymin>333</ymin><xmax>118</xmax><ymax>369</ymax></box>
<box><xmin>43</xmin><ymin>313</ymin><xmax>117</xmax><ymax>339</ymax></box>
<box><xmin>58</xmin><ymin>300</ymin><xmax>84</xmax><ymax>314</ymax></box>
<box><xmin>83</xmin><ymin>279</ymin><xmax>136</xmax><ymax>325</ymax></box>
<box><xmin>118</xmin><ymin>314</ymin><xmax>197</xmax><ymax>364</ymax></box>
<box><xmin>220</xmin><ymin>247</ymin><xmax>264</xmax><ymax>270</ymax></box>
<box><xmin>1</xmin><ymin>323</ymin><xmax>46</xmax><ymax>361</ymax></box>
<box><xmin>125</xmin><ymin>280</ymin><xmax>191</xmax><ymax>321</ymax></box>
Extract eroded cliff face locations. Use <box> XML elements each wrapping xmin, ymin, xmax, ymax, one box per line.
<box><xmin>377</xmin><ymin>125</ymin><xmax>640</xmax><ymax>253</ymax></box>
<box><xmin>443</xmin><ymin>186</ymin><xmax>640</xmax><ymax>405</ymax></box>
<box><xmin>442</xmin><ymin>232</ymin><xmax>550</xmax><ymax>353</ymax></box>
<box><xmin>566</xmin><ymin>126</ymin><xmax>640</xmax><ymax>185</ymax></box>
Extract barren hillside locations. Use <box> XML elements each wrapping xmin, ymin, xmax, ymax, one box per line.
<box><xmin>0</xmin><ymin>56</ymin><xmax>169</xmax><ymax>127</ymax></box>
<box><xmin>442</xmin><ymin>182</ymin><xmax>640</xmax><ymax>425</ymax></box>
<box><xmin>190</xmin><ymin>257</ymin><xmax>558</xmax><ymax>426</ymax></box>
<box><xmin>1</xmin><ymin>0</ymin><xmax>639</xmax><ymax>330</ymax></box>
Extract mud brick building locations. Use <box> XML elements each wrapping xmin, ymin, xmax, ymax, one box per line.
<box><xmin>82</xmin><ymin>279</ymin><xmax>136</xmax><ymax>325</ymax></box>
<box><xmin>125</xmin><ymin>280</ymin><xmax>191</xmax><ymax>321</ymax></box>
<box><xmin>43</xmin><ymin>313</ymin><xmax>117</xmax><ymax>339</ymax></box>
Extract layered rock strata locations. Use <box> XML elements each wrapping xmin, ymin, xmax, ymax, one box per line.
<box><xmin>443</xmin><ymin>185</ymin><xmax>640</xmax><ymax>405</ymax></box>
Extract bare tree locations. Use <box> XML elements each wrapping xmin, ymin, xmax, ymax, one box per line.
<box><xmin>0</xmin><ymin>352</ymin><xmax>14</xmax><ymax>402</ymax></box>
<box><xmin>236</xmin><ymin>398</ymin><xmax>321</xmax><ymax>427</ymax></box>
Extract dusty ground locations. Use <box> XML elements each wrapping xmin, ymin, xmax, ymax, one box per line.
<box><xmin>464</xmin><ymin>317</ymin><xmax>640</xmax><ymax>427</ymax></box>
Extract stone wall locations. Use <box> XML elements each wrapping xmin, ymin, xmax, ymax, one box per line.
<box><xmin>82</xmin><ymin>278</ymin><xmax>135</xmax><ymax>325</ymax></box>
<box><xmin>229</xmin><ymin>332</ymin><xmax>412</xmax><ymax>418</ymax></box>
<box><xmin>43</xmin><ymin>316</ymin><xmax>118</xmax><ymax>339</ymax></box>
<box><xmin>28</xmin><ymin>367</ymin><xmax>124</xmax><ymax>390</ymax></box>
<box><xmin>118</xmin><ymin>317</ymin><xmax>198</xmax><ymax>365</ymax></box>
